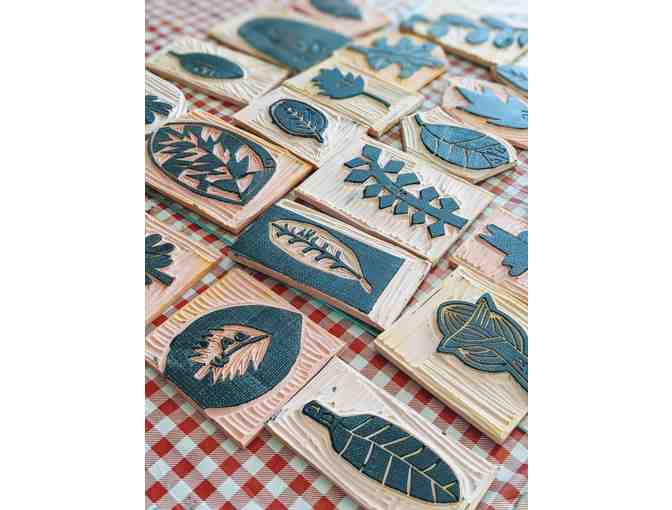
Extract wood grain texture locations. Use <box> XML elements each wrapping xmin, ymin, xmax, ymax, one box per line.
<box><xmin>145</xmin><ymin>267</ymin><xmax>344</xmax><ymax>447</ymax></box>
<box><xmin>145</xmin><ymin>214</ymin><xmax>220</xmax><ymax>324</ymax></box>
<box><xmin>145</xmin><ymin>110</ymin><xmax>312</xmax><ymax>234</ymax></box>
<box><xmin>145</xmin><ymin>71</ymin><xmax>188</xmax><ymax>135</ymax></box>
<box><xmin>231</xmin><ymin>199</ymin><xmax>431</xmax><ymax>330</ymax></box>
<box><xmin>267</xmin><ymin>357</ymin><xmax>497</xmax><ymax>510</ymax></box>
<box><xmin>145</xmin><ymin>37</ymin><xmax>289</xmax><ymax>106</ymax></box>
<box><xmin>442</xmin><ymin>76</ymin><xmax>528</xmax><ymax>149</ymax></box>
<box><xmin>451</xmin><ymin>207</ymin><xmax>527</xmax><ymax>302</ymax></box>
<box><xmin>375</xmin><ymin>268</ymin><xmax>527</xmax><ymax>443</ymax></box>
<box><xmin>401</xmin><ymin>2</ymin><xmax>527</xmax><ymax>67</ymax></box>
<box><xmin>336</xmin><ymin>30</ymin><xmax>448</xmax><ymax>92</ymax></box>
<box><xmin>291</xmin><ymin>0</ymin><xmax>390</xmax><ymax>37</ymax></box>
<box><xmin>284</xmin><ymin>56</ymin><xmax>424</xmax><ymax>137</ymax></box>
<box><xmin>233</xmin><ymin>86</ymin><xmax>366</xmax><ymax>167</ymax></box>
<box><xmin>294</xmin><ymin>137</ymin><xmax>494</xmax><ymax>265</ymax></box>
<box><xmin>401</xmin><ymin>106</ymin><xmax>518</xmax><ymax>184</ymax></box>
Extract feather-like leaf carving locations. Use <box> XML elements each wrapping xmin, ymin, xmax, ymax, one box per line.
<box><xmin>495</xmin><ymin>64</ymin><xmax>528</xmax><ymax>93</ymax></box>
<box><xmin>145</xmin><ymin>233</ymin><xmax>175</xmax><ymax>286</ymax></box>
<box><xmin>310</xmin><ymin>0</ymin><xmax>362</xmax><ymax>20</ymax></box>
<box><xmin>479</xmin><ymin>225</ymin><xmax>528</xmax><ymax>276</ymax></box>
<box><xmin>168</xmin><ymin>51</ymin><xmax>244</xmax><ymax>79</ymax></box>
<box><xmin>456</xmin><ymin>86</ymin><xmax>528</xmax><ymax>129</ymax></box>
<box><xmin>145</xmin><ymin>95</ymin><xmax>173</xmax><ymax>125</ymax></box>
<box><xmin>312</xmin><ymin>68</ymin><xmax>390</xmax><ymax>108</ymax></box>
<box><xmin>190</xmin><ymin>325</ymin><xmax>270</xmax><ymax>384</ymax></box>
<box><xmin>436</xmin><ymin>293</ymin><xmax>528</xmax><ymax>391</ymax></box>
<box><xmin>270</xmin><ymin>220</ymin><xmax>372</xmax><ymax>293</ymax></box>
<box><xmin>414</xmin><ymin>114</ymin><xmax>510</xmax><ymax>170</ymax></box>
<box><xmin>303</xmin><ymin>401</ymin><xmax>461</xmax><ymax>504</ymax></box>
<box><xmin>349</xmin><ymin>37</ymin><xmax>444</xmax><ymax>79</ymax></box>
<box><xmin>269</xmin><ymin>99</ymin><xmax>328</xmax><ymax>143</ymax></box>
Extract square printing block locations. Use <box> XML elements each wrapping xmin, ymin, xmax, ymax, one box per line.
<box><xmin>451</xmin><ymin>207</ymin><xmax>528</xmax><ymax>302</ymax></box>
<box><xmin>145</xmin><ymin>267</ymin><xmax>344</xmax><ymax>447</ymax></box>
<box><xmin>375</xmin><ymin>267</ymin><xmax>528</xmax><ymax>443</ymax></box>
<box><xmin>294</xmin><ymin>137</ymin><xmax>494</xmax><ymax>265</ymax></box>
<box><xmin>291</xmin><ymin>0</ymin><xmax>390</xmax><ymax>38</ymax></box>
<box><xmin>284</xmin><ymin>56</ymin><xmax>424</xmax><ymax>137</ymax></box>
<box><xmin>233</xmin><ymin>86</ymin><xmax>367</xmax><ymax>167</ymax></box>
<box><xmin>401</xmin><ymin>106</ymin><xmax>518</xmax><ymax>184</ymax></box>
<box><xmin>145</xmin><ymin>214</ymin><xmax>220</xmax><ymax>324</ymax></box>
<box><xmin>145</xmin><ymin>110</ymin><xmax>312</xmax><ymax>234</ymax></box>
<box><xmin>230</xmin><ymin>199</ymin><xmax>431</xmax><ymax>330</ymax></box>
<box><xmin>145</xmin><ymin>37</ymin><xmax>289</xmax><ymax>106</ymax></box>
<box><xmin>267</xmin><ymin>357</ymin><xmax>497</xmax><ymax>510</ymax></box>
<box><xmin>145</xmin><ymin>71</ymin><xmax>188</xmax><ymax>136</ymax></box>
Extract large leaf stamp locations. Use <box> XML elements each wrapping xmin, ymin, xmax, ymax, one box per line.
<box><xmin>269</xmin><ymin>99</ymin><xmax>328</xmax><ymax>143</ymax></box>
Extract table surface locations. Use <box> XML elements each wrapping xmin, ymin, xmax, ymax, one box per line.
<box><xmin>145</xmin><ymin>1</ymin><xmax>528</xmax><ymax>508</ymax></box>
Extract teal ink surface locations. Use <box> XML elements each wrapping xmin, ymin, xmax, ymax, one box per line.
<box><xmin>148</xmin><ymin>122</ymin><xmax>276</xmax><ymax>205</ymax></box>
<box><xmin>231</xmin><ymin>204</ymin><xmax>403</xmax><ymax>315</ymax></box>
<box><xmin>145</xmin><ymin>233</ymin><xmax>175</xmax><ymax>286</ymax></box>
<box><xmin>344</xmin><ymin>144</ymin><xmax>468</xmax><ymax>238</ymax></box>
<box><xmin>480</xmin><ymin>225</ymin><xmax>528</xmax><ymax>276</ymax></box>
<box><xmin>456</xmin><ymin>86</ymin><xmax>528</xmax><ymax>129</ymax></box>
<box><xmin>165</xmin><ymin>305</ymin><xmax>302</xmax><ymax>408</ymax></box>
<box><xmin>437</xmin><ymin>293</ymin><xmax>528</xmax><ymax>391</ymax></box>
<box><xmin>312</xmin><ymin>68</ymin><xmax>390</xmax><ymax>108</ymax></box>
<box><xmin>269</xmin><ymin>99</ymin><xmax>328</xmax><ymax>143</ymax></box>
<box><xmin>349</xmin><ymin>37</ymin><xmax>443</xmax><ymax>79</ymax></box>
<box><xmin>168</xmin><ymin>51</ymin><xmax>244</xmax><ymax>79</ymax></box>
<box><xmin>303</xmin><ymin>401</ymin><xmax>461</xmax><ymax>503</ymax></box>
<box><xmin>414</xmin><ymin>114</ymin><xmax>510</xmax><ymax>170</ymax></box>
<box><xmin>145</xmin><ymin>95</ymin><xmax>173</xmax><ymax>125</ymax></box>
<box><xmin>238</xmin><ymin>17</ymin><xmax>350</xmax><ymax>71</ymax></box>
<box><xmin>310</xmin><ymin>0</ymin><xmax>362</xmax><ymax>20</ymax></box>
<box><xmin>496</xmin><ymin>64</ymin><xmax>528</xmax><ymax>92</ymax></box>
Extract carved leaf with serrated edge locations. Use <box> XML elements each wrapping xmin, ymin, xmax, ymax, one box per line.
<box><xmin>303</xmin><ymin>401</ymin><xmax>461</xmax><ymax>504</ymax></box>
<box><xmin>456</xmin><ymin>87</ymin><xmax>528</xmax><ymax>129</ymax></box>
<box><xmin>169</xmin><ymin>51</ymin><xmax>244</xmax><ymax>79</ymax></box>
<box><xmin>270</xmin><ymin>220</ymin><xmax>372</xmax><ymax>293</ymax></box>
<box><xmin>349</xmin><ymin>37</ymin><xmax>443</xmax><ymax>79</ymax></box>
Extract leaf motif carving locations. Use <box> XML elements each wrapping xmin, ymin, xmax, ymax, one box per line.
<box><xmin>145</xmin><ymin>233</ymin><xmax>175</xmax><ymax>286</ymax></box>
<box><xmin>479</xmin><ymin>225</ymin><xmax>528</xmax><ymax>276</ymax></box>
<box><xmin>456</xmin><ymin>86</ymin><xmax>528</xmax><ymax>129</ymax></box>
<box><xmin>349</xmin><ymin>37</ymin><xmax>444</xmax><ymax>79</ymax></box>
<box><xmin>414</xmin><ymin>114</ymin><xmax>510</xmax><ymax>170</ymax></box>
<box><xmin>312</xmin><ymin>68</ymin><xmax>390</xmax><ymax>108</ymax></box>
<box><xmin>169</xmin><ymin>51</ymin><xmax>244</xmax><ymax>79</ymax></box>
<box><xmin>145</xmin><ymin>95</ymin><xmax>173</xmax><ymax>125</ymax></box>
<box><xmin>495</xmin><ymin>64</ymin><xmax>528</xmax><ymax>93</ymax></box>
<box><xmin>270</xmin><ymin>220</ymin><xmax>372</xmax><ymax>293</ymax></box>
<box><xmin>303</xmin><ymin>401</ymin><xmax>461</xmax><ymax>504</ymax></box>
<box><xmin>310</xmin><ymin>0</ymin><xmax>362</xmax><ymax>20</ymax></box>
<box><xmin>269</xmin><ymin>99</ymin><xmax>328</xmax><ymax>143</ymax></box>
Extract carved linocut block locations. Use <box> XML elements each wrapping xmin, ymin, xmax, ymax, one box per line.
<box><xmin>491</xmin><ymin>63</ymin><xmax>528</xmax><ymax>98</ymax></box>
<box><xmin>145</xmin><ymin>37</ymin><xmax>289</xmax><ymax>106</ymax></box>
<box><xmin>145</xmin><ymin>267</ymin><xmax>344</xmax><ymax>447</ymax></box>
<box><xmin>336</xmin><ymin>30</ymin><xmax>448</xmax><ymax>92</ymax></box>
<box><xmin>451</xmin><ymin>207</ymin><xmax>527</xmax><ymax>302</ymax></box>
<box><xmin>209</xmin><ymin>8</ymin><xmax>351</xmax><ymax>72</ymax></box>
<box><xmin>233</xmin><ymin>87</ymin><xmax>366</xmax><ymax>167</ymax></box>
<box><xmin>231</xmin><ymin>199</ymin><xmax>431</xmax><ymax>330</ymax></box>
<box><xmin>285</xmin><ymin>56</ymin><xmax>424</xmax><ymax>137</ymax></box>
<box><xmin>268</xmin><ymin>357</ymin><xmax>497</xmax><ymax>510</ymax></box>
<box><xmin>375</xmin><ymin>267</ymin><xmax>528</xmax><ymax>443</ymax></box>
<box><xmin>400</xmin><ymin>5</ymin><xmax>527</xmax><ymax>67</ymax></box>
<box><xmin>443</xmin><ymin>76</ymin><xmax>528</xmax><ymax>150</ymax></box>
<box><xmin>401</xmin><ymin>107</ymin><xmax>518</xmax><ymax>184</ymax></box>
<box><xmin>145</xmin><ymin>71</ymin><xmax>188</xmax><ymax>136</ymax></box>
<box><xmin>145</xmin><ymin>214</ymin><xmax>220</xmax><ymax>324</ymax></box>
<box><xmin>294</xmin><ymin>137</ymin><xmax>494</xmax><ymax>265</ymax></box>
<box><xmin>291</xmin><ymin>0</ymin><xmax>390</xmax><ymax>38</ymax></box>
<box><xmin>145</xmin><ymin>110</ymin><xmax>312</xmax><ymax>234</ymax></box>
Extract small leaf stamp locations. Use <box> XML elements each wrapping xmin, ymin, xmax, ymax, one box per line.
<box><xmin>168</xmin><ymin>51</ymin><xmax>244</xmax><ymax>79</ymax></box>
<box><xmin>310</xmin><ymin>0</ymin><xmax>362</xmax><ymax>20</ymax></box>
<box><xmin>145</xmin><ymin>95</ymin><xmax>173</xmax><ymax>125</ymax></box>
<box><xmin>269</xmin><ymin>99</ymin><xmax>328</xmax><ymax>143</ymax></box>
<box><xmin>456</xmin><ymin>86</ymin><xmax>528</xmax><ymax>129</ymax></box>
<box><xmin>312</xmin><ymin>67</ymin><xmax>390</xmax><ymax>108</ymax></box>
<box><xmin>145</xmin><ymin>71</ymin><xmax>187</xmax><ymax>135</ymax></box>
<box><xmin>479</xmin><ymin>225</ymin><xmax>528</xmax><ymax>277</ymax></box>
<box><xmin>145</xmin><ymin>233</ymin><xmax>175</xmax><ymax>286</ymax></box>
<box><xmin>349</xmin><ymin>36</ymin><xmax>444</xmax><ymax>79</ymax></box>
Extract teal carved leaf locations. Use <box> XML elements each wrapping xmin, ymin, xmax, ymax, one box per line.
<box><xmin>310</xmin><ymin>0</ymin><xmax>362</xmax><ymax>20</ymax></box>
<box><xmin>145</xmin><ymin>95</ymin><xmax>173</xmax><ymax>125</ymax></box>
<box><xmin>312</xmin><ymin>67</ymin><xmax>391</xmax><ymax>107</ymax></box>
<box><xmin>269</xmin><ymin>99</ymin><xmax>328</xmax><ymax>143</ymax></box>
<box><xmin>303</xmin><ymin>401</ymin><xmax>461</xmax><ymax>504</ymax></box>
<box><xmin>414</xmin><ymin>114</ymin><xmax>510</xmax><ymax>170</ymax></box>
<box><xmin>456</xmin><ymin>86</ymin><xmax>528</xmax><ymax>129</ymax></box>
<box><xmin>349</xmin><ymin>37</ymin><xmax>444</xmax><ymax>79</ymax></box>
<box><xmin>145</xmin><ymin>233</ymin><xmax>175</xmax><ymax>286</ymax></box>
<box><xmin>169</xmin><ymin>51</ymin><xmax>244</xmax><ymax>79</ymax></box>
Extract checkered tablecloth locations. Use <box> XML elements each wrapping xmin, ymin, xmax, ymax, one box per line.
<box><xmin>146</xmin><ymin>1</ymin><xmax>528</xmax><ymax>508</ymax></box>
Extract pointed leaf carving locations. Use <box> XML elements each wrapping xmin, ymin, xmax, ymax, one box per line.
<box><xmin>145</xmin><ymin>233</ymin><xmax>176</xmax><ymax>286</ymax></box>
<box><xmin>169</xmin><ymin>51</ymin><xmax>244</xmax><ymax>79</ymax></box>
<box><xmin>479</xmin><ymin>224</ymin><xmax>528</xmax><ymax>276</ymax></box>
<box><xmin>456</xmin><ymin>86</ymin><xmax>528</xmax><ymax>129</ymax></box>
<box><xmin>269</xmin><ymin>99</ymin><xmax>328</xmax><ymax>143</ymax></box>
<box><xmin>312</xmin><ymin>68</ymin><xmax>390</xmax><ymax>108</ymax></box>
<box><xmin>495</xmin><ymin>64</ymin><xmax>528</xmax><ymax>93</ymax></box>
<box><xmin>145</xmin><ymin>95</ymin><xmax>173</xmax><ymax>125</ymax></box>
<box><xmin>349</xmin><ymin>37</ymin><xmax>443</xmax><ymax>79</ymax></box>
<box><xmin>310</xmin><ymin>0</ymin><xmax>362</xmax><ymax>20</ymax></box>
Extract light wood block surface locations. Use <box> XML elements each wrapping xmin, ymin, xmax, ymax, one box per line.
<box><xmin>291</xmin><ymin>0</ymin><xmax>390</xmax><ymax>37</ymax></box>
<box><xmin>145</xmin><ymin>71</ymin><xmax>188</xmax><ymax>136</ymax></box>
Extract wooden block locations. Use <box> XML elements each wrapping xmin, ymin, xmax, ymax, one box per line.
<box><xmin>335</xmin><ymin>30</ymin><xmax>448</xmax><ymax>92</ymax></box>
<box><xmin>442</xmin><ymin>76</ymin><xmax>527</xmax><ymax>150</ymax></box>
<box><xmin>145</xmin><ymin>110</ymin><xmax>312</xmax><ymax>234</ymax></box>
<box><xmin>451</xmin><ymin>207</ymin><xmax>528</xmax><ymax>302</ymax></box>
<box><xmin>145</xmin><ymin>214</ymin><xmax>220</xmax><ymax>324</ymax></box>
<box><xmin>400</xmin><ymin>5</ymin><xmax>527</xmax><ymax>67</ymax></box>
<box><xmin>490</xmin><ymin>63</ymin><xmax>528</xmax><ymax>98</ymax></box>
<box><xmin>401</xmin><ymin>106</ymin><xmax>518</xmax><ymax>184</ymax></box>
<box><xmin>145</xmin><ymin>37</ymin><xmax>289</xmax><ymax>106</ymax></box>
<box><xmin>145</xmin><ymin>71</ymin><xmax>188</xmax><ymax>136</ymax></box>
<box><xmin>145</xmin><ymin>267</ymin><xmax>344</xmax><ymax>447</ymax></box>
<box><xmin>233</xmin><ymin>86</ymin><xmax>366</xmax><ymax>167</ymax></box>
<box><xmin>375</xmin><ymin>268</ymin><xmax>528</xmax><ymax>443</ymax></box>
<box><xmin>267</xmin><ymin>357</ymin><xmax>497</xmax><ymax>510</ymax></box>
<box><xmin>285</xmin><ymin>56</ymin><xmax>424</xmax><ymax>137</ymax></box>
<box><xmin>208</xmin><ymin>8</ymin><xmax>351</xmax><ymax>72</ymax></box>
<box><xmin>294</xmin><ymin>137</ymin><xmax>494</xmax><ymax>265</ymax></box>
<box><xmin>291</xmin><ymin>0</ymin><xmax>390</xmax><ymax>38</ymax></box>
<box><xmin>231</xmin><ymin>199</ymin><xmax>431</xmax><ymax>330</ymax></box>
